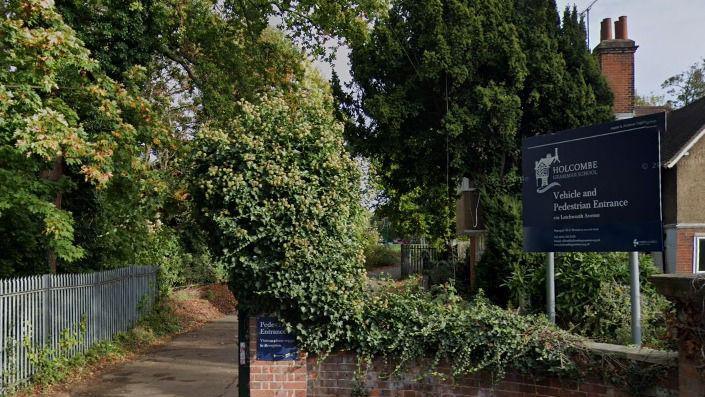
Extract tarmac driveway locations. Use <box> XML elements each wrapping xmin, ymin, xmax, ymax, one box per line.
<box><xmin>67</xmin><ymin>315</ymin><xmax>238</xmax><ymax>397</ymax></box>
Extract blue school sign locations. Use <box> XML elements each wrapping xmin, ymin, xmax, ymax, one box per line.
<box><xmin>256</xmin><ymin>316</ymin><xmax>298</xmax><ymax>361</ymax></box>
<box><xmin>522</xmin><ymin>113</ymin><xmax>665</xmax><ymax>252</ymax></box>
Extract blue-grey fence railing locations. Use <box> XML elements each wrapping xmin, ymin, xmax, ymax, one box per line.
<box><xmin>0</xmin><ymin>266</ymin><xmax>157</xmax><ymax>392</ymax></box>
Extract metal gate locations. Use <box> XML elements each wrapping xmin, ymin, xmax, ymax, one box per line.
<box><xmin>400</xmin><ymin>244</ymin><xmax>438</xmax><ymax>277</ymax></box>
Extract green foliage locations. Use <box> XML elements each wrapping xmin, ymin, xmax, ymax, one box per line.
<box><xmin>339</xmin><ymin>0</ymin><xmax>613</xmax><ymax>242</ymax></box>
<box><xmin>364</xmin><ymin>245</ymin><xmax>400</xmax><ymax>270</ymax></box>
<box><xmin>0</xmin><ymin>0</ymin><xmax>175</xmax><ymax>276</ymax></box>
<box><xmin>661</xmin><ymin>58</ymin><xmax>705</xmax><ymax>108</ymax></box>
<box><xmin>134</xmin><ymin>296</ymin><xmax>183</xmax><ymax>337</ymax></box>
<box><xmin>553</xmin><ymin>253</ymin><xmax>632</xmax><ymax>322</ymax></box>
<box><xmin>362</xmin><ymin>225</ymin><xmax>399</xmax><ymax>269</ymax></box>
<box><xmin>190</xmin><ymin>64</ymin><xmax>368</xmax><ymax>353</ymax></box>
<box><xmin>359</xmin><ymin>282</ymin><xmax>580</xmax><ymax>379</ymax></box>
<box><xmin>472</xmin><ymin>6</ymin><xmax>613</xmax><ymax>311</ymax></box>
<box><xmin>55</xmin><ymin>0</ymin><xmax>164</xmax><ymax>79</ymax></box>
<box><xmin>498</xmin><ymin>252</ymin><xmax>674</xmax><ymax>348</ymax></box>
<box><xmin>550</xmin><ymin>253</ymin><xmax>652</xmax><ymax>327</ymax></box>
<box><xmin>57</xmin><ymin>0</ymin><xmax>387</xmax><ymax>119</ymax></box>
<box><xmin>342</xmin><ymin>0</ymin><xmax>528</xmax><ymax>242</ymax></box>
<box><xmin>132</xmin><ymin>227</ymin><xmax>226</xmax><ymax>290</ymax></box>
<box><xmin>24</xmin><ymin>317</ymin><xmax>87</xmax><ymax>386</ymax></box>
<box><xmin>577</xmin><ymin>281</ymin><xmax>673</xmax><ymax>349</ymax></box>
<box><xmin>512</xmin><ymin>4</ymin><xmax>612</xmax><ymax>138</ymax></box>
<box><xmin>2</xmin><ymin>0</ymin><xmax>386</xmax><ymax>279</ymax></box>
<box><xmin>422</xmin><ymin>259</ymin><xmax>464</xmax><ymax>289</ymax></box>
<box><xmin>476</xmin><ymin>173</ymin><xmax>542</xmax><ymax>306</ymax></box>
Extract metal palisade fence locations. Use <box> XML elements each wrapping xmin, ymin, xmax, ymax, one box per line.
<box><xmin>0</xmin><ymin>266</ymin><xmax>157</xmax><ymax>393</ymax></box>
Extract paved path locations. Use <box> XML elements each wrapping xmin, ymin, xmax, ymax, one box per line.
<box><xmin>68</xmin><ymin>315</ymin><xmax>238</xmax><ymax>397</ymax></box>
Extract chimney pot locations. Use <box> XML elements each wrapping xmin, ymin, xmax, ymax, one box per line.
<box><xmin>600</xmin><ymin>18</ymin><xmax>613</xmax><ymax>41</ymax></box>
<box><xmin>615</xmin><ymin>16</ymin><xmax>628</xmax><ymax>39</ymax></box>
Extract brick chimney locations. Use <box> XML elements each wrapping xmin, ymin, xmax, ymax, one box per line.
<box><xmin>594</xmin><ymin>16</ymin><xmax>638</xmax><ymax>119</ymax></box>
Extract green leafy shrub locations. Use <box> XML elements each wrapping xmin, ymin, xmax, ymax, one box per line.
<box><xmin>553</xmin><ymin>253</ymin><xmax>633</xmax><ymax>323</ymax></box>
<box><xmin>359</xmin><ymin>281</ymin><xmax>580</xmax><ymax>379</ymax></box>
<box><xmin>501</xmin><ymin>252</ymin><xmax>674</xmax><ymax>348</ymax></box>
<box><xmin>190</xmin><ymin>64</ymin><xmax>367</xmax><ymax>353</ymax></box>
<box><xmin>576</xmin><ymin>281</ymin><xmax>674</xmax><ymax>349</ymax></box>
<box><xmin>422</xmin><ymin>260</ymin><xmax>469</xmax><ymax>293</ymax></box>
<box><xmin>364</xmin><ymin>244</ymin><xmax>400</xmax><ymax>269</ymax></box>
<box><xmin>362</xmin><ymin>224</ymin><xmax>399</xmax><ymax>269</ymax></box>
<box><xmin>135</xmin><ymin>297</ymin><xmax>183</xmax><ymax>338</ymax></box>
<box><xmin>24</xmin><ymin>317</ymin><xmax>87</xmax><ymax>386</ymax></box>
<box><xmin>135</xmin><ymin>228</ymin><xmax>226</xmax><ymax>290</ymax></box>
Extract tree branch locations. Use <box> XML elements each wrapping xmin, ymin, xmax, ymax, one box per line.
<box><xmin>161</xmin><ymin>47</ymin><xmax>199</xmax><ymax>86</ymax></box>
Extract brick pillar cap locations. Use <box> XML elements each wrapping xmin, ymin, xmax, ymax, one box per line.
<box><xmin>650</xmin><ymin>273</ymin><xmax>705</xmax><ymax>301</ymax></box>
<box><xmin>593</xmin><ymin>39</ymin><xmax>637</xmax><ymax>53</ymax></box>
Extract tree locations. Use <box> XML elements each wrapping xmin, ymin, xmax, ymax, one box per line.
<box><xmin>0</xmin><ymin>0</ymin><xmax>169</xmax><ymax>276</ymax></box>
<box><xmin>55</xmin><ymin>0</ymin><xmax>164</xmax><ymax>80</ymax></box>
<box><xmin>341</xmin><ymin>0</ymin><xmax>528</xmax><ymax>244</ymax></box>
<box><xmin>635</xmin><ymin>93</ymin><xmax>667</xmax><ymax>107</ymax></box>
<box><xmin>56</xmin><ymin>0</ymin><xmax>388</xmax><ymax>110</ymax></box>
<box><xmin>339</xmin><ymin>0</ymin><xmax>612</xmax><ymax>303</ymax></box>
<box><xmin>189</xmin><ymin>64</ymin><xmax>366</xmax><ymax>352</ymax></box>
<box><xmin>339</xmin><ymin>0</ymin><xmax>612</xmax><ymax>244</ymax></box>
<box><xmin>4</xmin><ymin>0</ymin><xmax>384</xmax><ymax>278</ymax></box>
<box><xmin>662</xmin><ymin>58</ymin><xmax>705</xmax><ymax>108</ymax></box>
<box><xmin>474</xmin><ymin>4</ymin><xmax>613</xmax><ymax>303</ymax></box>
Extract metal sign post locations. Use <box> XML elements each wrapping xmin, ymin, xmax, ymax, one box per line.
<box><xmin>629</xmin><ymin>252</ymin><xmax>642</xmax><ymax>345</ymax></box>
<box><xmin>546</xmin><ymin>252</ymin><xmax>555</xmax><ymax>324</ymax></box>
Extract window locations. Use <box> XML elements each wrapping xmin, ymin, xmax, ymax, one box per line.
<box><xmin>695</xmin><ymin>237</ymin><xmax>705</xmax><ymax>273</ymax></box>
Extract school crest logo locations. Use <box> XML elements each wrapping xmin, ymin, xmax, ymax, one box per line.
<box><xmin>535</xmin><ymin>148</ymin><xmax>561</xmax><ymax>193</ymax></box>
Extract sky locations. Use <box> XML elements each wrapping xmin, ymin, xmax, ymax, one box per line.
<box><xmin>314</xmin><ymin>0</ymin><xmax>705</xmax><ymax>99</ymax></box>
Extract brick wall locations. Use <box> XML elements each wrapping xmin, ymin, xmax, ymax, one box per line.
<box><xmin>249</xmin><ymin>318</ymin><xmax>680</xmax><ymax>397</ymax></box>
<box><xmin>247</xmin><ymin>318</ymin><xmax>678</xmax><ymax>397</ymax></box>
<box><xmin>306</xmin><ymin>353</ymin><xmax>675</xmax><ymax>397</ymax></box>
<box><xmin>675</xmin><ymin>228</ymin><xmax>705</xmax><ymax>273</ymax></box>
<box><xmin>248</xmin><ymin>317</ymin><xmax>308</xmax><ymax>397</ymax></box>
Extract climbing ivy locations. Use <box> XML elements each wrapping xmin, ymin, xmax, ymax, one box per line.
<box><xmin>358</xmin><ymin>280</ymin><xmax>580</xmax><ymax>379</ymax></box>
<box><xmin>190</xmin><ymin>64</ymin><xmax>368</xmax><ymax>353</ymax></box>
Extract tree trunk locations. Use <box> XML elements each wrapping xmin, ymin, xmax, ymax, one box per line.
<box><xmin>41</xmin><ymin>156</ymin><xmax>64</xmax><ymax>274</ymax></box>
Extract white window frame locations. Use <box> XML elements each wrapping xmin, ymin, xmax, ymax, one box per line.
<box><xmin>694</xmin><ymin>235</ymin><xmax>705</xmax><ymax>273</ymax></box>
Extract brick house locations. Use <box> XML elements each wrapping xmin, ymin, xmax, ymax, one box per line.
<box><xmin>595</xmin><ymin>16</ymin><xmax>705</xmax><ymax>274</ymax></box>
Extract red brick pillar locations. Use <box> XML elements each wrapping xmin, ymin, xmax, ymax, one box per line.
<box><xmin>651</xmin><ymin>274</ymin><xmax>705</xmax><ymax>396</ymax></box>
<box><xmin>248</xmin><ymin>317</ymin><xmax>308</xmax><ymax>397</ymax></box>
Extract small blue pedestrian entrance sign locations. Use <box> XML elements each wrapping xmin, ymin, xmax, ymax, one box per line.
<box><xmin>256</xmin><ymin>316</ymin><xmax>298</xmax><ymax>361</ymax></box>
<box><xmin>522</xmin><ymin>113</ymin><xmax>665</xmax><ymax>252</ymax></box>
